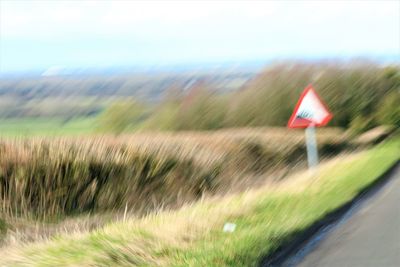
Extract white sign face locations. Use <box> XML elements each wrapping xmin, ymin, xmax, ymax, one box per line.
<box><xmin>295</xmin><ymin>89</ymin><xmax>329</xmax><ymax>123</ymax></box>
<box><xmin>288</xmin><ymin>85</ymin><xmax>332</xmax><ymax>128</ymax></box>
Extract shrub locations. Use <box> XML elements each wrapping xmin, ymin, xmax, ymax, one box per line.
<box><xmin>376</xmin><ymin>91</ymin><xmax>400</xmax><ymax>127</ymax></box>
<box><xmin>97</xmin><ymin>100</ymin><xmax>147</xmax><ymax>134</ymax></box>
<box><xmin>349</xmin><ymin>115</ymin><xmax>376</xmax><ymax>135</ymax></box>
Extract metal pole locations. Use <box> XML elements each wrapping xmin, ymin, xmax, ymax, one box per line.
<box><xmin>305</xmin><ymin>124</ymin><xmax>318</xmax><ymax>169</ymax></box>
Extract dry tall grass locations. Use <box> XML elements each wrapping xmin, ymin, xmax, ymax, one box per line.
<box><xmin>0</xmin><ymin>128</ymin><xmax>349</xmax><ymax>219</ymax></box>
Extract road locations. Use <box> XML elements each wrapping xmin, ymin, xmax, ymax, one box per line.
<box><xmin>287</xmin><ymin>163</ymin><xmax>400</xmax><ymax>267</ymax></box>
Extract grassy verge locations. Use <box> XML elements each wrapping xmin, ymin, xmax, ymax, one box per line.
<box><xmin>1</xmin><ymin>137</ymin><xmax>399</xmax><ymax>266</ymax></box>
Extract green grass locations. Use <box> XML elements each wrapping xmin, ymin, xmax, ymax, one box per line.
<box><xmin>1</xmin><ymin>137</ymin><xmax>399</xmax><ymax>266</ymax></box>
<box><xmin>0</xmin><ymin>117</ymin><xmax>97</xmax><ymax>136</ymax></box>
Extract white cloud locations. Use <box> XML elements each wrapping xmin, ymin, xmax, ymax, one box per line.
<box><xmin>2</xmin><ymin>0</ymin><xmax>396</xmax><ymax>40</ymax></box>
<box><xmin>0</xmin><ymin>0</ymin><xmax>398</xmax><ymax>71</ymax></box>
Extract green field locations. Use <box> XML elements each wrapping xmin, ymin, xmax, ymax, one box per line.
<box><xmin>0</xmin><ymin>117</ymin><xmax>97</xmax><ymax>136</ymax></box>
<box><xmin>1</xmin><ymin>136</ymin><xmax>398</xmax><ymax>266</ymax></box>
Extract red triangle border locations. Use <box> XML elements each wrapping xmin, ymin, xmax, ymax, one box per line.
<box><xmin>287</xmin><ymin>84</ymin><xmax>333</xmax><ymax>128</ymax></box>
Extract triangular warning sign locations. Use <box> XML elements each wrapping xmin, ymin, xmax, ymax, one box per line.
<box><xmin>288</xmin><ymin>85</ymin><xmax>333</xmax><ymax>128</ymax></box>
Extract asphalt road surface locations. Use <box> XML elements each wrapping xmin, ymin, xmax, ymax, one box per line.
<box><xmin>289</xmin><ymin>163</ymin><xmax>400</xmax><ymax>267</ymax></box>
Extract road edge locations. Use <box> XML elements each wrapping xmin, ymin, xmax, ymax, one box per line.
<box><xmin>259</xmin><ymin>159</ymin><xmax>400</xmax><ymax>267</ymax></box>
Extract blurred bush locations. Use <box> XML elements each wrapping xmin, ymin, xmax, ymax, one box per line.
<box><xmin>175</xmin><ymin>86</ymin><xmax>228</xmax><ymax>130</ymax></box>
<box><xmin>97</xmin><ymin>100</ymin><xmax>148</xmax><ymax>134</ymax></box>
<box><xmin>349</xmin><ymin>115</ymin><xmax>376</xmax><ymax>135</ymax></box>
<box><xmin>140</xmin><ymin>62</ymin><xmax>399</xmax><ymax>133</ymax></box>
<box><xmin>376</xmin><ymin>90</ymin><xmax>400</xmax><ymax>127</ymax></box>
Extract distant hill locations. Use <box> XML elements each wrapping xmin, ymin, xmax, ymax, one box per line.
<box><xmin>0</xmin><ymin>69</ymin><xmax>256</xmax><ymax>119</ymax></box>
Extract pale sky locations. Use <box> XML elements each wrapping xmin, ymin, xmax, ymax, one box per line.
<box><xmin>0</xmin><ymin>0</ymin><xmax>399</xmax><ymax>72</ymax></box>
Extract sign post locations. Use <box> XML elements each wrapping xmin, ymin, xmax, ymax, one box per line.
<box><xmin>305</xmin><ymin>124</ymin><xmax>318</xmax><ymax>168</ymax></box>
<box><xmin>288</xmin><ymin>85</ymin><xmax>332</xmax><ymax>170</ymax></box>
